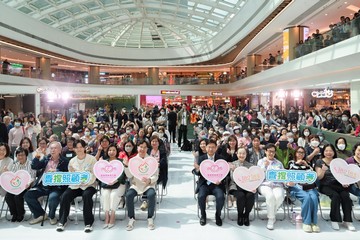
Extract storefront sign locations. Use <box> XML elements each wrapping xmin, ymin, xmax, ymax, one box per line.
<box><xmin>211</xmin><ymin>92</ymin><xmax>223</xmax><ymax>96</ymax></box>
<box><xmin>160</xmin><ymin>90</ymin><xmax>180</xmax><ymax>95</ymax></box>
<box><xmin>311</xmin><ymin>88</ymin><xmax>333</xmax><ymax>98</ymax></box>
<box><xmin>266</xmin><ymin>170</ymin><xmax>317</xmax><ymax>184</ymax></box>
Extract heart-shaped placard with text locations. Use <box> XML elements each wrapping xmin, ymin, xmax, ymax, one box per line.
<box><xmin>93</xmin><ymin>160</ymin><xmax>124</xmax><ymax>185</ymax></box>
<box><xmin>128</xmin><ymin>156</ymin><xmax>158</xmax><ymax>181</ymax></box>
<box><xmin>0</xmin><ymin>170</ymin><xmax>31</xmax><ymax>195</ymax></box>
<box><xmin>199</xmin><ymin>159</ymin><xmax>230</xmax><ymax>184</ymax></box>
<box><xmin>233</xmin><ymin>166</ymin><xmax>265</xmax><ymax>192</ymax></box>
<box><xmin>330</xmin><ymin>158</ymin><xmax>360</xmax><ymax>185</ymax></box>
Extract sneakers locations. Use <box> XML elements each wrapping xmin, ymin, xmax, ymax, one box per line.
<box><xmin>56</xmin><ymin>223</ymin><xmax>66</xmax><ymax>232</ymax></box>
<box><xmin>29</xmin><ymin>214</ymin><xmax>48</xmax><ymax>225</ymax></box>
<box><xmin>344</xmin><ymin>222</ymin><xmax>356</xmax><ymax>231</ymax></box>
<box><xmin>84</xmin><ymin>225</ymin><xmax>93</xmax><ymax>233</ymax></box>
<box><xmin>140</xmin><ymin>201</ymin><xmax>148</xmax><ymax>211</ymax></box>
<box><xmin>311</xmin><ymin>224</ymin><xmax>320</xmax><ymax>233</ymax></box>
<box><xmin>267</xmin><ymin>218</ymin><xmax>276</xmax><ymax>230</ymax></box>
<box><xmin>126</xmin><ymin>218</ymin><xmax>135</xmax><ymax>231</ymax></box>
<box><xmin>331</xmin><ymin>221</ymin><xmax>340</xmax><ymax>230</ymax></box>
<box><xmin>148</xmin><ymin>218</ymin><xmax>155</xmax><ymax>230</ymax></box>
<box><xmin>303</xmin><ymin>224</ymin><xmax>312</xmax><ymax>233</ymax></box>
<box><xmin>50</xmin><ymin>218</ymin><xmax>58</xmax><ymax>225</ymax></box>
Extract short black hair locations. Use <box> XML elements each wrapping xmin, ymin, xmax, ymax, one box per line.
<box><xmin>321</xmin><ymin>144</ymin><xmax>337</xmax><ymax>159</ymax></box>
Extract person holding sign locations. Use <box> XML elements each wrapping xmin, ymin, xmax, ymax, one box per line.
<box><xmin>123</xmin><ymin>140</ymin><xmax>159</xmax><ymax>231</ymax></box>
<box><xmin>56</xmin><ymin>140</ymin><xmax>97</xmax><ymax>233</ymax></box>
<box><xmin>194</xmin><ymin>139</ymin><xmax>226</xmax><ymax>227</ymax></box>
<box><xmin>0</xmin><ymin>143</ymin><xmax>14</xmax><ymax>197</ymax></box>
<box><xmin>229</xmin><ymin>147</ymin><xmax>255</xmax><ymax>226</ymax></box>
<box><xmin>346</xmin><ymin>142</ymin><xmax>360</xmax><ymax>202</ymax></box>
<box><xmin>287</xmin><ymin>146</ymin><xmax>319</xmax><ymax>233</ymax></box>
<box><xmin>100</xmin><ymin>144</ymin><xmax>126</xmax><ymax>229</ymax></box>
<box><xmin>315</xmin><ymin>144</ymin><xmax>355</xmax><ymax>231</ymax></box>
<box><xmin>257</xmin><ymin>143</ymin><xmax>285</xmax><ymax>230</ymax></box>
<box><xmin>5</xmin><ymin>147</ymin><xmax>36</xmax><ymax>222</ymax></box>
<box><xmin>25</xmin><ymin>141</ymin><xmax>69</xmax><ymax>225</ymax></box>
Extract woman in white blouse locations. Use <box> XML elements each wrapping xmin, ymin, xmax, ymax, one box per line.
<box><xmin>257</xmin><ymin>143</ymin><xmax>285</xmax><ymax>230</ymax></box>
<box><xmin>56</xmin><ymin>139</ymin><xmax>97</xmax><ymax>233</ymax></box>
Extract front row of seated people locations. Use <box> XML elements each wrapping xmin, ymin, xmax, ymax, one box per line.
<box><xmin>193</xmin><ymin>139</ymin><xmax>360</xmax><ymax>232</ymax></box>
<box><xmin>1</xmin><ymin>137</ymin><xmax>360</xmax><ymax>233</ymax></box>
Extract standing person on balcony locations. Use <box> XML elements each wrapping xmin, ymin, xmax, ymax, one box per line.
<box><xmin>2</xmin><ymin>59</ymin><xmax>10</xmax><ymax>74</ymax></box>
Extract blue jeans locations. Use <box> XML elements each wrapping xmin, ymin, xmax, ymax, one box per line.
<box><xmin>24</xmin><ymin>187</ymin><xmax>63</xmax><ymax>219</ymax></box>
<box><xmin>126</xmin><ymin>188</ymin><xmax>156</xmax><ymax>219</ymax></box>
<box><xmin>289</xmin><ymin>185</ymin><xmax>318</xmax><ymax>225</ymax></box>
<box><xmin>349</xmin><ymin>184</ymin><xmax>360</xmax><ymax>205</ymax></box>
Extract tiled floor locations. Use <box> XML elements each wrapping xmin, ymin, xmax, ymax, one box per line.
<box><xmin>1</xmin><ymin>143</ymin><xmax>359</xmax><ymax>240</ymax></box>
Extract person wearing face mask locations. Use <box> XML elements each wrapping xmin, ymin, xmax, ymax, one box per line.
<box><xmin>305</xmin><ymin>135</ymin><xmax>322</xmax><ymax>168</ymax></box>
<box><xmin>81</xmin><ymin>127</ymin><xmax>96</xmax><ymax>147</ymax></box>
<box><xmin>156</xmin><ymin>108</ymin><xmax>168</xmax><ymax>127</ymax></box>
<box><xmin>8</xmin><ymin>118</ymin><xmax>26</xmax><ymax>156</ymax></box>
<box><xmin>106</xmin><ymin>128</ymin><xmax>118</xmax><ymax>144</ymax></box>
<box><xmin>297</xmin><ymin>110</ymin><xmax>306</xmax><ymax>126</ymax></box>
<box><xmin>297</xmin><ymin>127</ymin><xmax>311</xmax><ymax>148</ymax></box>
<box><xmin>316</xmin><ymin>131</ymin><xmax>329</xmax><ymax>148</ymax></box>
<box><xmin>118</xmin><ymin>140</ymin><xmax>138</xmax><ymax>164</ymax></box>
<box><xmin>335</xmin><ymin>113</ymin><xmax>353</xmax><ymax>134</ymax></box>
<box><xmin>335</xmin><ymin>137</ymin><xmax>352</xmax><ymax>159</ymax></box>
<box><xmin>261</xmin><ymin>129</ymin><xmax>276</xmax><ymax>146</ymax></box>
<box><xmin>322</xmin><ymin>113</ymin><xmax>336</xmax><ymax>131</ymax></box>
<box><xmin>238</xmin><ymin>129</ymin><xmax>252</xmax><ymax>148</ymax></box>
<box><xmin>142</xmin><ymin>111</ymin><xmax>154</xmax><ymax>129</ymax></box>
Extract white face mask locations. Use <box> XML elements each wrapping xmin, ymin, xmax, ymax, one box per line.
<box><xmin>99</xmin><ymin>131</ymin><xmax>105</xmax><ymax>135</ymax></box>
<box><xmin>264</xmin><ymin>133</ymin><xmax>271</xmax><ymax>138</ymax></box>
<box><xmin>337</xmin><ymin>144</ymin><xmax>346</xmax><ymax>151</ymax></box>
<box><xmin>234</xmin><ymin>129</ymin><xmax>240</xmax><ymax>134</ymax></box>
<box><xmin>292</xmin><ymin>128</ymin><xmax>297</xmax><ymax>133</ymax></box>
<box><xmin>109</xmin><ymin>130</ymin><xmax>115</xmax><ymax>135</ymax></box>
<box><xmin>303</xmin><ymin>131</ymin><xmax>310</xmax><ymax>137</ymax></box>
<box><xmin>160</xmin><ymin>111</ymin><xmax>165</xmax><ymax>115</ymax></box>
<box><xmin>342</xmin><ymin>117</ymin><xmax>349</xmax><ymax>122</ymax></box>
<box><xmin>125</xmin><ymin>146</ymin><xmax>133</xmax><ymax>152</ymax></box>
<box><xmin>126</xmin><ymin>130</ymin><xmax>131</xmax><ymax>134</ymax></box>
<box><xmin>242</xmin><ymin>132</ymin><xmax>248</xmax><ymax>137</ymax></box>
<box><xmin>15</xmin><ymin>122</ymin><xmax>21</xmax><ymax>127</ymax></box>
<box><xmin>85</xmin><ymin>132</ymin><xmax>90</xmax><ymax>136</ymax></box>
<box><xmin>251</xmin><ymin>131</ymin><xmax>256</xmax><ymax>135</ymax></box>
<box><xmin>311</xmin><ymin>140</ymin><xmax>320</xmax><ymax>147</ymax></box>
<box><xmin>159</xmin><ymin>133</ymin><xmax>164</xmax><ymax>138</ymax></box>
<box><xmin>288</xmin><ymin>138</ymin><xmax>294</xmax><ymax>143</ymax></box>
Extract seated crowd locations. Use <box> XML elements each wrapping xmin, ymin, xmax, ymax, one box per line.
<box><xmin>0</xmin><ymin>103</ymin><xmax>359</xmax><ymax>234</ymax></box>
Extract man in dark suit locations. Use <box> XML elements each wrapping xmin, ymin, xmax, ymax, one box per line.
<box><xmin>195</xmin><ymin>139</ymin><xmax>225</xmax><ymax>226</ymax></box>
<box><xmin>167</xmin><ymin>106</ymin><xmax>177</xmax><ymax>143</ymax></box>
<box><xmin>177</xmin><ymin>103</ymin><xmax>190</xmax><ymax>148</ymax></box>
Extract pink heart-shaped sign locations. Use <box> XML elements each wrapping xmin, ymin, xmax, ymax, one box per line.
<box><xmin>200</xmin><ymin>159</ymin><xmax>229</xmax><ymax>184</ymax></box>
<box><xmin>128</xmin><ymin>156</ymin><xmax>158</xmax><ymax>180</ymax></box>
<box><xmin>233</xmin><ymin>166</ymin><xmax>265</xmax><ymax>192</ymax></box>
<box><xmin>0</xmin><ymin>170</ymin><xmax>31</xmax><ymax>195</ymax></box>
<box><xmin>93</xmin><ymin>160</ymin><xmax>124</xmax><ymax>185</ymax></box>
<box><xmin>330</xmin><ymin>158</ymin><xmax>360</xmax><ymax>185</ymax></box>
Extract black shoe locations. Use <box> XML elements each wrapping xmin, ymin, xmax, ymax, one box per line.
<box><xmin>11</xmin><ymin>215</ymin><xmax>17</xmax><ymax>222</ymax></box>
<box><xmin>17</xmin><ymin>215</ymin><xmax>24</xmax><ymax>222</ymax></box>
<box><xmin>200</xmin><ymin>216</ymin><xmax>206</xmax><ymax>226</ymax></box>
<box><xmin>237</xmin><ymin>217</ymin><xmax>244</xmax><ymax>226</ymax></box>
<box><xmin>215</xmin><ymin>215</ymin><xmax>222</xmax><ymax>226</ymax></box>
<box><xmin>244</xmin><ymin>217</ymin><xmax>250</xmax><ymax>226</ymax></box>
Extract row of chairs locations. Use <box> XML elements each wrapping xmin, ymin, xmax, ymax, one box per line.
<box><xmin>0</xmin><ymin>183</ymin><xmax>167</xmax><ymax>225</ymax></box>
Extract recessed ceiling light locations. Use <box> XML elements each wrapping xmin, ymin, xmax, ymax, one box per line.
<box><xmin>325</xmin><ymin>13</ymin><xmax>328</xmax><ymax>16</ymax></box>
<box><xmin>344</xmin><ymin>2</ymin><xmax>348</xmax><ymax>4</ymax></box>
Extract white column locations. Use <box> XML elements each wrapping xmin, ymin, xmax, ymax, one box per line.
<box><xmin>35</xmin><ymin>93</ymin><xmax>41</xmax><ymax>117</ymax></box>
<box><xmin>351</xmin><ymin>81</ymin><xmax>360</xmax><ymax>114</ymax></box>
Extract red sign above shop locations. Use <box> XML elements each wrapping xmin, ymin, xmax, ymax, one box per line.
<box><xmin>160</xmin><ymin>90</ymin><xmax>180</xmax><ymax>95</ymax></box>
<box><xmin>211</xmin><ymin>92</ymin><xmax>223</xmax><ymax>96</ymax></box>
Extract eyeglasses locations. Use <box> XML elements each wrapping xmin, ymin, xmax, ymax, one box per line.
<box><xmin>296</xmin><ymin>151</ymin><xmax>305</xmax><ymax>154</ymax></box>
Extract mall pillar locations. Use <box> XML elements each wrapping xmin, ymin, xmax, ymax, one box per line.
<box><xmin>148</xmin><ymin>67</ymin><xmax>159</xmax><ymax>85</ymax></box>
<box><xmin>35</xmin><ymin>57</ymin><xmax>51</xmax><ymax>80</ymax></box>
<box><xmin>88</xmin><ymin>66</ymin><xmax>100</xmax><ymax>84</ymax></box>
<box><xmin>283</xmin><ymin>26</ymin><xmax>309</xmax><ymax>62</ymax></box>
<box><xmin>246</xmin><ymin>54</ymin><xmax>262</xmax><ymax>76</ymax></box>
<box><xmin>35</xmin><ymin>93</ymin><xmax>41</xmax><ymax>117</ymax></box>
<box><xmin>351</xmin><ymin>81</ymin><xmax>360</xmax><ymax>115</ymax></box>
<box><xmin>229</xmin><ymin>67</ymin><xmax>236</xmax><ymax>83</ymax></box>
